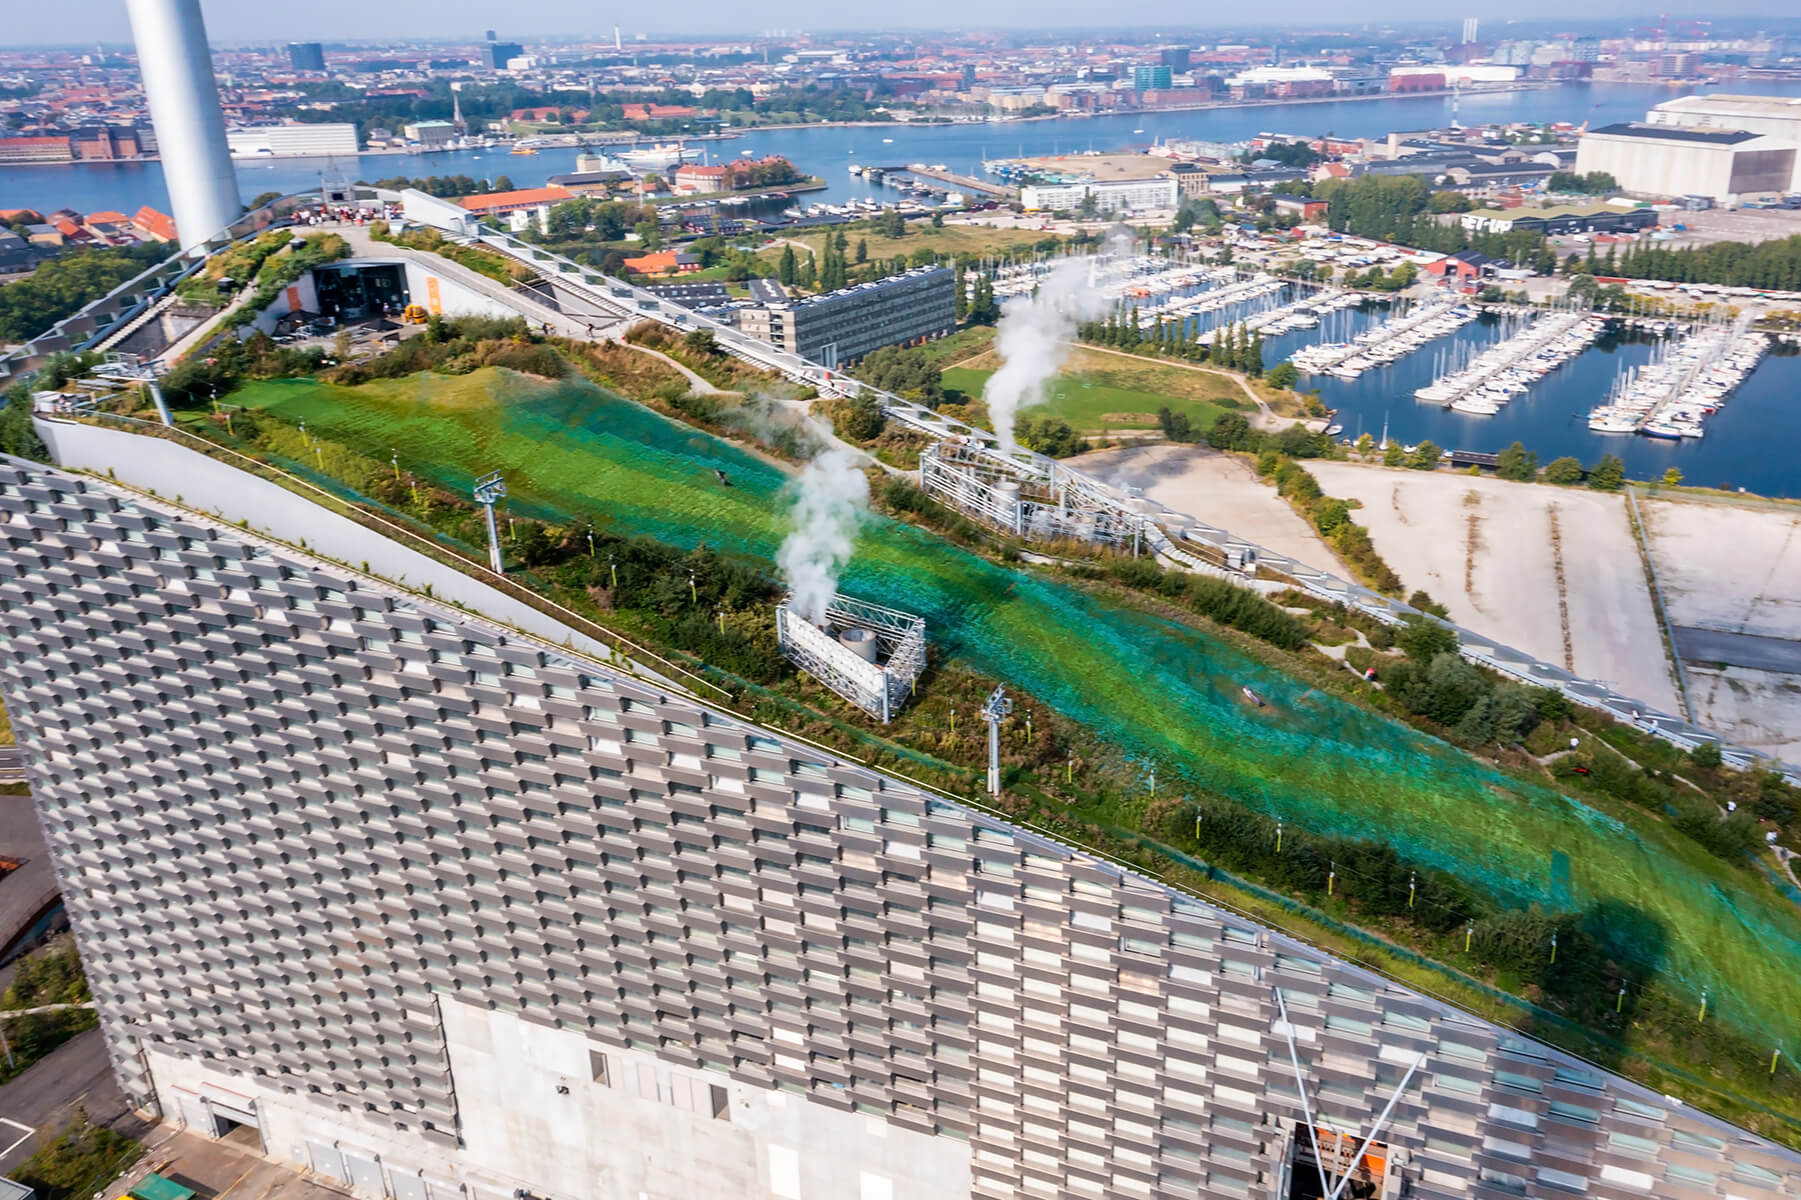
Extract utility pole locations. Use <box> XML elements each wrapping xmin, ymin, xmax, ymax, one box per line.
<box><xmin>473</xmin><ymin>470</ymin><xmax>507</xmax><ymax>574</ymax></box>
<box><xmin>980</xmin><ymin>685</ymin><xmax>1012</xmax><ymax>797</ymax></box>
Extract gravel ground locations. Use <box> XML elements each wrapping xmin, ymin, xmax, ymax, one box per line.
<box><xmin>1306</xmin><ymin>463</ymin><xmax>1682</xmax><ymax>713</ymax></box>
<box><xmin>1641</xmin><ymin>495</ymin><xmax>1801</xmax><ymax>761</ymax></box>
<box><xmin>1069</xmin><ymin>443</ymin><xmax>1338</xmax><ymax>566</ymax></box>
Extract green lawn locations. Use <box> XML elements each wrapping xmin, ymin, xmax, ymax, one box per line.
<box><xmin>943</xmin><ymin>346</ymin><xmax>1251</xmax><ymax>433</ymax></box>
<box><xmin>226</xmin><ymin>366</ymin><xmax>1801</xmax><ymax>1058</ymax></box>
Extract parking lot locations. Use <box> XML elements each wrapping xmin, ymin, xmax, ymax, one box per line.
<box><xmin>1649</xmin><ymin>203</ymin><xmax>1801</xmax><ymax>248</ymax></box>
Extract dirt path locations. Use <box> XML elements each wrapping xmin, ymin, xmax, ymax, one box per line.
<box><xmin>624</xmin><ymin>343</ymin><xmax>730</xmax><ymax>395</ymax></box>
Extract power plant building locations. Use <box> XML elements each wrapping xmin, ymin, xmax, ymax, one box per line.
<box><xmin>4</xmin><ymin>447</ymin><xmax>1801</xmax><ymax>1200</ymax></box>
<box><xmin>734</xmin><ymin>266</ymin><xmax>954</xmax><ymax>367</ymax></box>
<box><xmin>124</xmin><ymin>0</ymin><xmax>242</xmax><ymax>249</ymax></box>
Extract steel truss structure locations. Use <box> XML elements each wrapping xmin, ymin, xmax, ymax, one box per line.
<box><xmin>775</xmin><ymin>593</ymin><xmax>926</xmax><ymax>722</ymax></box>
<box><xmin>919</xmin><ymin>438</ymin><xmax>1147</xmax><ymax>550</ymax></box>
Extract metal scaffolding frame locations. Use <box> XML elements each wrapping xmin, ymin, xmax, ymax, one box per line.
<box><xmin>775</xmin><ymin>593</ymin><xmax>926</xmax><ymax>723</ymax></box>
<box><xmin>919</xmin><ymin>438</ymin><xmax>1147</xmax><ymax>550</ymax></box>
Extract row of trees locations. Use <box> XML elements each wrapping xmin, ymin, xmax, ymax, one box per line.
<box><xmin>366</xmin><ymin>173</ymin><xmax>515</xmax><ymax>198</ymax></box>
<box><xmin>0</xmin><ymin>242</ymin><xmax>168</xmax><ymax>344</ymax></box>
<box><xmin>955</xmin><ymin>267</ymin><xmax>1000</xmax><ymax>324</ymax></box>
<box><xmin>1077</xmin><ymin>309</ymin><xmax>1211</xmax><ymax>361</ymax></box>
<box><xmin>1209</xmin><ymin>321</ymin><xmax>1264</xmax><ymax>377</ymax></box>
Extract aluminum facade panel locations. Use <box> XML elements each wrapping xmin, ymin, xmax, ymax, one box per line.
<box><xmin>0</xmin><ymin>460</ymin><xmax>1796</xmax><ymax>1199</ymax></box>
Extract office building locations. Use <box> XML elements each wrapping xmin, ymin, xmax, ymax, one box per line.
<box><xmin>736</xmin><ymin>266</ymin><xmax>954</xmax><ymax>367</ymax></box>
<box><xmin>1575</xmin><ymin>123</ymin><xmax>1797</xmax><ymax>200</ymax></box>
<box><xmin>1019</xmin><ymin>175</ymin><xmax>1181</xmax><ymax>214</ymax></box>
<box><xmin>1132</xmin><ymin>65</ymin><xmax>1173</xmax><ymax>92</ymax></box>
<box><xmin>225</xmin><ymin>123</ymin><xmax>359</xmax><ymax>158</ymax></box>
<box><xmin>2</xmin><ymin>453</ymin><xmax>1799</xmax><ymax>1200</ymax></box>
<box><xmin>484</xmin><ymin>41</ymin><xmax>524</xmax><ymax>71</ymax></box>
<box><xmin>1159</xmin><ymin>46</ymin><xmax>1190</xmax><ymax>73</ymax></box>
<box><xmin>123</xmin><ymin>0</ymin><xmax>242</xmax><ymax>249</ymax></box>
<box><xmin>1461</xmin><ymin>17</ymin><xmax>1479</xmax><ymax>44</ymax></box>
<box><xmin>287</xmin><ymin>41</ymin><xmax>326</xmax><ymax>72</ymax></box>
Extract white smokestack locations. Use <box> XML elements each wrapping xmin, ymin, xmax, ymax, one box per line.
<box><xmin>981</xmin><ymin>254</ymin><xmax>1113</xmax><ymax>451</ymax></box>
<box><xmin>126</xmin><ymin>0</ymin><xmax>242</xmax><ymax>251</ymax></box>
<box><xmin>777</xmin><ymin>442</ymin><xmax>869</xmax><ymax>625</ymax></box>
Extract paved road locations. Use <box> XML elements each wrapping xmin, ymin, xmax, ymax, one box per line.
<box><xmin>0</xmin><ymin>1027</ymin><xmax>138</xmax><ymax>1175</ymax></box>
<box><xmin>1673</xmin><ymin>626</ymin><xmax>1801</xmax><ymax>675</ymax></box>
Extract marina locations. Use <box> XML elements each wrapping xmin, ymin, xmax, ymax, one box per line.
<box><xmin>1413</xmin><ymin>308</ymin><xmax>1605</xmax><ymax>415</ymax></box>
<box><xmin>1290</xmin><ymin>296</ymin><xmax>1475</xmax><ymax>379</ymax></box>
<box><xmin>1587</xmin><ymin>319</ymin><xmax>1770</xmax><ymax>440</ymax></box>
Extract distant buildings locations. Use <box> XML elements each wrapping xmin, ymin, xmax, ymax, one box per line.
<box><xmin>736</xmin><ymin>266</ymin><xmax>955</xmax><ymax>368</ymax></box>
<box><xmin>224</xmin><ymin>122</ymin><xmax>359</xmax><ymax>158</ymax></box>
<box><xmin>286</xmin><ymin>41</ymin><xmax>325</xmax><ymax>72</ymax></box>
<box><xmin>1132</xmin><ymin>66</ymin><xmax>1172</xmax><ymax>92</ymax></box>
<box><xmin>402</xmin><ymin>120</ymin><xmax>458</xmax><ymax>146</ymax></box>
<box><xmin>484</xmin><ymin>40</ymin><xmax>524</xmax><ymax>71</ymax></box>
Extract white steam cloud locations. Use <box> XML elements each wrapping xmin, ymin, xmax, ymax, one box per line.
<box><xmin>981</xmin><ymin>253</ymin><xmax>1115</xmax><ymax>451</ymax></box>
<box><xmin>777</xmin><ymin>437</ymin><xmax>870</xmax><ymax>624</ymax></box>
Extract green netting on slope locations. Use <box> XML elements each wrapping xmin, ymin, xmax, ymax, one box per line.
<box><xmin>231</xmin><ymin>369</ymin><xmax>1801</xmax><ymax>1045</ymax></box>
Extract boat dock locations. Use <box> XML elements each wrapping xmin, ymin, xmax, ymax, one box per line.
<box><xmin>1290</xmin><ymin>297</ymin><xmax>1473</xmax><ymax>380</ymax></box>
<box><xmin>1587</xmin><ymin>318</ymin><xmax>1769</xmax><ymax>439</ymax></box>
<box><xmin>1414</xmin><ymin>309</ymin><xmax>1602</xmax><ymax>415</ymax></box>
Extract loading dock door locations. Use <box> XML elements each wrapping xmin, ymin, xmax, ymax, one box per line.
<box><xmin>307</xmin><ymin>1142</ymin><xmax>348</xmax><ymax>1185</ymax></box>
<box><xmin>343</xmin><ymin>1151</ymin><xmax>387</xmax><ymax>1198</ymax></box>
<box><xmin>205</xmin><ymin>1096</ymin><xmax>257</xmax><ymax>1127</ymax></box>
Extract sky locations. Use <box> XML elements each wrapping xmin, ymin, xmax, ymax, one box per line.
<box><xmin>8</xmin><ymin>1</ymin><xmax>1797</xmax><ymax>46</ymax></box>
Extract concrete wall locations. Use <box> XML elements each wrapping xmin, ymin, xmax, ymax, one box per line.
<box><xmin>1572</xmin><ymin>134</ymin><xmax>1797</xmax><ymax>200</ymax></box>
<box><xmin>145</xmin><ymin>1001</ymin><xmax>968</xmax><ymax>1200</ymax></box>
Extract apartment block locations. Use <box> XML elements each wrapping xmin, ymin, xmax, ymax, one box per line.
<box><xmin>0</xmin><ymin>457</ymin><xmax>1797</xmax><ymax>1200</ymax></box>
<box><xmin>735</xmin><ymin>266</ymin><xmax>955</xmax><ymax>368</ymax></box>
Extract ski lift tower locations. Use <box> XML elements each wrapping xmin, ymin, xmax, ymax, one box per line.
<box><xmin>83</xmin><ymin>353</ymin><xmax>172</xmax><ymax>426</ymax></box>
<box><xmin>980</xmin><ymin>684</ymin><xmax>1012</xmax><ymax>796</ymax></box>
<box><xmin>472</xmin><ymin>470</ymin><xmax>507</xmax><ymax>574</ymax></box>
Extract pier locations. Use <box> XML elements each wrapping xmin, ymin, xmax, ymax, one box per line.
<box><xmin>1588</xmin><ymin>318</ymin><xmax>1769</xmax><ymax>439</ymax></box>
<box><xmin>1413</xmin><ymin>309</ymin><xmax>1603</xmax><ymax>415</ymax></box>
<box><xmin>1290</xmin><ymin>297</ymin><xmax>1474</xmax><ymax>379</ymax></box>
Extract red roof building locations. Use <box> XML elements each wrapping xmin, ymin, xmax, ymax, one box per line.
<box><xmin>132</xmin><ymin>206</ymin><xmax>178</xmax><ymax>243</ymax></box>
<box><xmin>621</xmin><ymin>104</ymin><xmax>700</xmax><ymax>122</ymax></box>
<box><xmin>620</xmin><ymin>250</ymin><xmax>699</xmax><ymax>275</ymax></box>
<box><xmin>455</xmin><ymin>186</ymin><xmax>575</xmax><ymax>216</ymax></box>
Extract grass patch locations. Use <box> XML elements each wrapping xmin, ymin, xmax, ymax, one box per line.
<box><xmin>776</xmin><ymin>222</ymin><xmax>1056</xmax><ymax>267</ymax></box>
<box><xmin>13</xmin><ymin>1117</ymin><xmax>140</xmax><ymax>1200</ymax></box>
<box><xmin>943</xmin><ymin>345</ymin><xmax>1250</xmax><ymax>433</ymax></box>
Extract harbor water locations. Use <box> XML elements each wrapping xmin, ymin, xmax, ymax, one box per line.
<box><xmin>6</xmin><ymin>80</ymin><xmax>1801</xmax><ymax>495</ymax></box>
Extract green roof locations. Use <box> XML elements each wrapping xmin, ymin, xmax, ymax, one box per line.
<box><xmin>1467</xmin><ymin>203</ymin><xmax>1624</xmax><ymax>221</ymax></box>
<box><xmin>130</xmin><ymin>1174</ymin><xmax>197</xmax><ymax>1200</ymax></box>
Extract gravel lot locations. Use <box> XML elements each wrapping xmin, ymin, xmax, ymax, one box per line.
<box><xmin>1071</xmin><ymin>443</ymin><xmax>1337</xmax><ymax>566</ymax></box>
<box><xmin>1307</xmin><ymin>463</ymin><xmax>1682</xmax><ymax>713</ymax></box>
<box><xmin>1641</xmin><ymin>495</ymin><xmax>1801</xmax><ymax>761</ymax></box>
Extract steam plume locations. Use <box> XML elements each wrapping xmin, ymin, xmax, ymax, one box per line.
<box><xmin>777</xmin><ymin>438</ymin><xmax>869</xmax><ymax>624</ymax></box>
<box><xmin>982</xmin><ymin>254</ymin><xmax>1114</xmax><ymax>450</ymax></box>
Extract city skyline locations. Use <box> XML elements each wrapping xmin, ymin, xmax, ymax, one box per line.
<box><xmin>8</xmin><ymin>4</ymin><xmax>1801</xmax><ymax>46</ymax></box>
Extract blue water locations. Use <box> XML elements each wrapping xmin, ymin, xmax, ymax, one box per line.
<box><xmin>10</xmin><ymin>82</ymin><xmax>1800</xmax><ymax>219</ymax></box>
<box><xmin>8</xmin><ymin>78</ymin><xmax>1801</xmax><ymax>495</ymax></box>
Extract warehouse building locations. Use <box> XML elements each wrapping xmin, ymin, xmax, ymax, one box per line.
<box><xmin>736</xmin><ymin>265</ymin><xmax>954</xmax><ymax>367</ymax></box>
<box><xmin>2</xmin><ymin>454</ymin><xmax>1799</xmax><ymax>1200</ymax></box>
<box><xmin>1575</xmin><ymin>122</ymin><xmax>1799</xmax><ymax>200</ymax></box>
<box><xmin>1646</xmin><ymin>93</ymin><xmax>1801</xmax><ymax>144</ymax></box>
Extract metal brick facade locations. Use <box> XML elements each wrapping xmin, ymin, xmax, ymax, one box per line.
<box><xmin>0</xmin><ymin>460</ymin><xmax>1795</xmax><ymax>1200</ymax></box>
